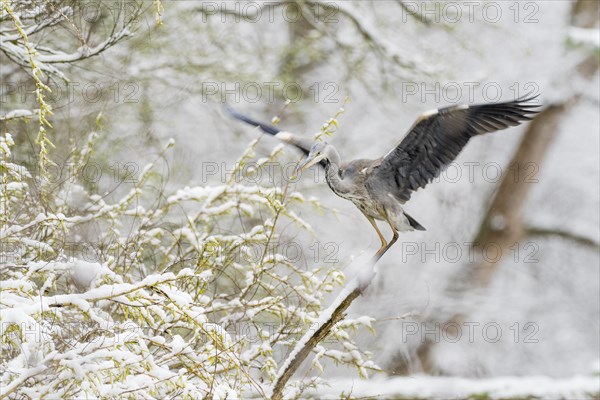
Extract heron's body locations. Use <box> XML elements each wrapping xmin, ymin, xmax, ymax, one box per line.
<box><xmin>321</xmin><ymin>156</ymin><xmax>419</xmax><ymax>232</ymax></box>
<box><xmin>226</xmin><ymin>96</ymin><xmax>540</xmax><ymax>258</ymax></box>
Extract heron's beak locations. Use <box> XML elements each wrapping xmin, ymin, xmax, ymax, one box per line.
<box><xmin>296</xmin><ymin>154</ymin><xmax>326</xmax><ymax>173</ymax></box>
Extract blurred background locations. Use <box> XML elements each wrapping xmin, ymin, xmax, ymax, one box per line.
<box><xmin>2</xmin><ymin>0</ymin><xmax>599</xmax><ymax>397</ymax></box>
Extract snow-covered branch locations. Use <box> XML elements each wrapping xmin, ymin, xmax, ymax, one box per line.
<box><xmin>0</xmin><ymin>134</ymin><xmax>375</xmax><ymax>398</ymax></box>
<box><xmin>270</xmin><ymin>253</ymin><xmax>382</xmax><ymax>400</ymax></box>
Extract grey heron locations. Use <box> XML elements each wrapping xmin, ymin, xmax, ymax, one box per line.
<box><xmin>226</xmin><ymin>96</ymin><xmax>540</xmax><ymax>259</ymax></box>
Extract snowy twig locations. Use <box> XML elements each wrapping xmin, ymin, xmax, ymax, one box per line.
<box><xmin>269</xmin><ymin>252</ymin><xmax>383</xmax><ymax>400</ymax></box>
<box><xmin>0</xmin><ymin>365</ymin><xmax>46</xmax><ymax>399</ymax></box>
<box><xmin>0</xmin><ymin>6</ymin><xmax>70</xmax><ymax>41</ymax></box>
<box><xmin>305</xmin><ymin>0</ymin><xmax>432</xmax><ymax>75</ymax></box>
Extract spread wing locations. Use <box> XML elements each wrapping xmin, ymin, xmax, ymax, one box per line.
<box><xmin>225</xmin><ymin>104</ymin><xmax>326</xmax><ymax>166</ymax></box>
<box><xmin>366</xmin><ymin>95</ymin><xmax>541</xmax><ymax>203</ymax></box>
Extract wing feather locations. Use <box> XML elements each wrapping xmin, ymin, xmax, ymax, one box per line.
<box><xmin>225</xmin><ymin>104</ymin><xmax>327</xmax><ymax>168</ymax></box>
<box><xmin>366</xmin><ymin>95</ymin><xmax>541</xmax><ymax>203</ymax></box>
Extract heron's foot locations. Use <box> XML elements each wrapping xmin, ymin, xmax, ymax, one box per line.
<box><xmin>372</xmin><ymin>230</ymin><xmax>399</xmax><ymax>262</ymax></box>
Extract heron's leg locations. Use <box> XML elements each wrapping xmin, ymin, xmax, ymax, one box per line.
<box><xmin>364</xmin><ymin>215</ymin><xmax>387</xmax><ymax>251</ymax></box>
<box><xmin>386</xmin><ymin>223</ymin><xmax>399</xmax><ymax>250</ymax></box>
<box><xmin>373</xmin><ymin>222</ymin><xmax>399</xmax><ymax>260</ymax></box>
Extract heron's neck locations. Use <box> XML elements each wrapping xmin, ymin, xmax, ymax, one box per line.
<box><xmin>324</xmin><ymin>150</ymin><xmax>353</xmax><ymax>196</ymax></box>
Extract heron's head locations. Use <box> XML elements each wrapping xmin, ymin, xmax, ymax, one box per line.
<box><xmin>297</xmin><ymin>142</ymin><xmax>330</xmax><ymax>173</ymax></box>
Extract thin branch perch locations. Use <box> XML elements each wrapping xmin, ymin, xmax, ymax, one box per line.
<box><xmin>269</xmin><ymin>250</ymin><xmax>386</xmax><ymax>400</ymax></box>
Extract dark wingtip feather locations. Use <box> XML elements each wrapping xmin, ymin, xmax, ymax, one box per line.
<box><xmin>516</xmin><ymin>92</ymin><xmax>540</xmax><ymax>102</ymax></box>
<box><xmin>513</xmin><ymin>93</ymin><xmax>543</xmax><ymax>112</ymax></box>
<box><xmin>224</xmin><ymin>103</ymin><xmax>281</xmax><ymax>136</ymax></box>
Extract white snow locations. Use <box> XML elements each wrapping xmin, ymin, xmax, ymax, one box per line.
<box><xmin>308</xmin><ymin>374</ymin><xmax>600</xmax><ymax>399</ymax></box>
<box><xmin>569</xmin><ymin>27</ymin><xmax>600</xmax><ymax>48</ymax></box>
<box><xmin>67</xmin><ymin>260</ymin><xmax>104</xmax><ymax>289</ymax></box>
<box><xmin>2</xmin><ymin>109</ymin><xmax>34</xmax><ymax>120</ymax></box>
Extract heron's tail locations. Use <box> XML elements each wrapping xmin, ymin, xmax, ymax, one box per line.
<box><xmin>405</xmin><ymin>212</ymin><xmax>426</xmax><ymax>231</ymax></box>
<box><xmin>224</xmin><ymin>104</ymin><xmax>280</xmax><ymax>136</ymax></box>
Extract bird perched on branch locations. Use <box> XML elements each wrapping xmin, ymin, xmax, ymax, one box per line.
<box><xmin>226</xmin><ymin>96</ymin><xmax>540</xmax><ymax>259</ymax></box>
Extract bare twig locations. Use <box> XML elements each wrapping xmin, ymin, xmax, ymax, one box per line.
<box><xmin>527</xmin><ymin>226</ymin><xmax>600</xmax><ymax>249</ymax></box>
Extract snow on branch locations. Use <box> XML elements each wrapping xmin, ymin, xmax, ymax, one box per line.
<box><xmin>304</xmin><ymin>0</ymin><xmax>437</xmax><ymax>76</ymax></box>
<box><xmin>0</xmin><ymin>135</ymin><xmax>377</xmax><ymax>398</ymax></box>
<box><xmin>270</xmin><ymin>252</ymin><xmax>382</xmax><ymax>400</ymax></box>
